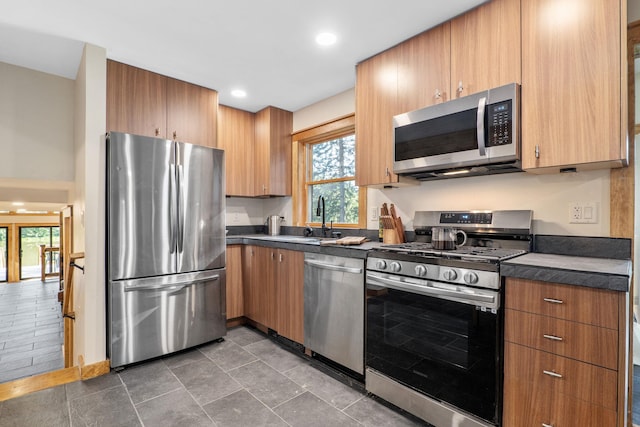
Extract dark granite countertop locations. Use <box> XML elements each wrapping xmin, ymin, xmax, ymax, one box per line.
<box><xmin>502</xmin><ymin>253</ymin><xmax>632</xmax><ymax>292</ymax></box>
<box><xmin>226</xmin><ymin>234</ymin><xmax>384</xmax><ymax>259</ymax></box>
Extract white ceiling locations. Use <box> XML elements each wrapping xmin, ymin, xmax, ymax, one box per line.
<box><xmin>0</xmin><ymin>0</ymin><xmax>487</xmax><ymax>113</ymax></box>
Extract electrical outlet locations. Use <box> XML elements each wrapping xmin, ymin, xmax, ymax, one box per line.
<box><xmin>231</xmin><ymin>212</ymin><xmax>240</xmax><ymax>224</ymax></box>
<box><xmin>569</xmin><ymin>202</ymin><xmax>598</xmax><ymax>224</ymax></box>
<box><xmin>370</xmin><ymin>208</ymin><xmax>378</xmax><ymax>220</ymax></box>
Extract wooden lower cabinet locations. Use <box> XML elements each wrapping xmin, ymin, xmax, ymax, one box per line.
<box><xmin>503</xmin><ymin>278</ymin><xmax>628</xmax><ymax>427</ymax></box>
<box><xmin>225</xmin><ymin>245</ymin><xmax>244</xmax><ymax>320</ymax></box>
<box><xmin>242</xmin><ymin>245</ymin><xmax>304</xmax><ymax>343</ymax></box>
<box><xmin>276</xmin><ymin>250</ymin><xmax>304</xmax><ymax>344</ymax></box>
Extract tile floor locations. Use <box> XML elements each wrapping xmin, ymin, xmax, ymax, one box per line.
<box><xmin>0</xmin><ymin>326</ymin><xmax>429</xmax><ymax>426</ymax></box>
<box><xmin>0</xmin><ymin>279</ymin><xmax>63</xmax><ymax>384</ymax></box>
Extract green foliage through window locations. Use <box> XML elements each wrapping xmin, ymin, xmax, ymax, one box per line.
<box><xmin>307</xmin><ymin>135</ymin><xmax>358</xmax><ymax>224</ymax></box>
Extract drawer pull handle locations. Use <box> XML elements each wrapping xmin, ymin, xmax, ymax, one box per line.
<box><xmin>543</xmin><ymin>370</ymin><xmax>563</xmax><ymax>379</ymax></box>
<box><xmin>543</xmin><ymin>298</ymin><xmax>563</xmax><ymax>304</ymax></box>
<box><xmin>542</xmin><ymin>424</ymin><xmax>554</xmax><ymax>427</ymax></box>
<box><xmin>543</xmin><ymin>334</ymin><xmax>563</xmax><ymax>341</ymax></box>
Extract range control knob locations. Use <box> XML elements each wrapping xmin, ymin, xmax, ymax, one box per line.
<box><xmin>464</xmin><ymin>272</ymin><xmax>479</xmax><ymax>284</ymax></box>
<box><xmin>415</xmin><ymin>265</ymin><xmax>428</xmax><ymax>277</ymax></box>
<box><xmin>390</xmin><ymin>262</ymin><xmax>402</xmax><ymax>273</ymax></box>
<box><xmin>443</xmin><ymin>269</ymin><xmax>458</xmax><ymax>281</ymax></box>
<box><xmin>375</xmin><ymin>260</ymin><xmax>387</xmax><ymax>270</ymax></box>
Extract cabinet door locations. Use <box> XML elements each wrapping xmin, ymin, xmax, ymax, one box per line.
<box><xmin>276</xmin><ymin>249</ymin><xmax>304</xmax><ymax>344</ymax></box>
<box><xmin>166</xmin><ymin>79</ymin><xmax>218</xmax><ymax>147</ymax></box>
<box><xmin>450</xmin><ymin>0</ymin><xmax>521</xmax><ymax>97</ymax></box>
<box><xmin>521</xmin><ymin>0</ymin><xmax>623</xmax><ymax>170</ymax></box>
<box><xmin>218</xmin><ymin>105</ymin><xmax>255</xmax><ymax>196</ymax></box>
<box><xmin>254</xmin><ymin>107</ymin><xmax>293</xmax><ymax>196</ymax></box>
<box><xmin>398</xmin><ymin>23</ymin><xmax>451</xmax><ymax>111</ymax></box>
<box><xmin>106</xmin><ymin>60</ymin><xmax>167</xmax><ymax>138</ymax></box>
<box><xmin>355</xmin><ymin>48</ymin><xmax>400</xmax><ymax>187</ymax></box>
<box><xmin>226</xmin><ymin>245</ymin><xmax>244</xmax><ymax>319</ymax></box>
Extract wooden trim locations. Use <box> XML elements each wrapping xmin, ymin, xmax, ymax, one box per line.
<box><xmin>80</xmin><ymin>360</ymin><xmax>111</xmax><ymax>380</ymax></box>
<box><xmin>292</xmin><ymin>115</ymin><xmax>355</xmax><ymax>142</ymax></box>
<box><xmin>0</xmin><ymin>366</ymin><xmax>80</xmax><ymax>402</ymax></box>
<box><xmin>618</xmin><ymin>291</ymin><xmax>631</xmax><ymax>427</ymax></box>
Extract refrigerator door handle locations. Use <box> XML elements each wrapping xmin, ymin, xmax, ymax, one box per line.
<box><xmin>169</xmin><ymin>163</ymin><xmax>177</xmax><ymax>253</ymax></box>
<box><xmin>124</xmin><ymin>275</ymin><xmax>220</xmax><ymax>292</ymax></box>
<box><xmin>177</xmin><ymin>164</ymin><xmax>184</xmax><ymax>253</ymax></box>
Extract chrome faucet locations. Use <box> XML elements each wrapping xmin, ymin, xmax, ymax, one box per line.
<box><xmin>316</xmin><ymin>196</ymin><xmax>329</xmax><ymax>237</ymax></box>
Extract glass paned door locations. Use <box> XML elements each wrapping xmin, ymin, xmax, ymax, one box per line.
<box><xmin>19</xmin><ymin>226</ymin><xmax>60</xmax><ymax>280</ymax></box>
<box><xmin>0</xmin><ymin>227</ymin><xmax>7</xmax><ymax>282</ymax></box>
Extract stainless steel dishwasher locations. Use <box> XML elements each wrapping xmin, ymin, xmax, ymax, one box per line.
<box><xmin>303</xmin><ymin>252</ymin><xmax>365</xmax><ymax>374</ymax></box>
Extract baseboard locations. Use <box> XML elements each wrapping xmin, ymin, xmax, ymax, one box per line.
<box><xmin>226</xmin><ymin>317</ymin><xmax>246</xmax><ymax>328</ymax></box>
<box><xmin>80</xmin><ymin>360</ymin><xmax>110</xmax><ymax>380</ymax></box>
<box><xmin>0</xmin><ymin>366</ymin><xmax>80</xmax><ymax>402</ymax></box>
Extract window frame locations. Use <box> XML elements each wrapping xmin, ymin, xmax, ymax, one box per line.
<box><xmin>292</xmin><ymin>115</ymin><xmax>366</xmax><ymax>228</ymax></box>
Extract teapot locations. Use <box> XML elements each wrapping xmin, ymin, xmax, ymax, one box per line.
<box><xmin>431</xmin><ymin>227</ymin><xmax>467</xmax><ymax>250</ymax></box>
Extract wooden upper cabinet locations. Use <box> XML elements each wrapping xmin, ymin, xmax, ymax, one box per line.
<box><xmin>166</xmin><ymin>78</ymin><xmax>218</xmax><ymax>148</ymax></box>
<box><xmin>398</xmin><ymin>23</ymin><xmax>451</xmax><ymax>111</ymax></box>
<box><xmin>521</xmin><ymin>0</ymin><xmax>625</xmax><ymax>171</ymax></box>
<box><xmin>254</xmin><ymin>106</ymin><xmax>293</xmax><ymax>196</ymax></box>
<box><xmin>355</xmin><ymin>48</ymin><xmax>400</xmax><ymax>187</ymax></box>
<box><xmin>107</xmin><ymin>60</ymin><xmax>167</xmax><ymax>138</ymax></box>
<box><xmin>217</xmin><ymin>105</ymin><xmax>255</xmax><ymax>196</ymax></box>
<box><xmin>106</xmin><ymin>60</ymin><xmax>218</xmax><ymax>147</ymax></box>
<box><xmin>450</xmin><ymin>0</ymin><xmax>521</xmax><ymax>98</ymax></box>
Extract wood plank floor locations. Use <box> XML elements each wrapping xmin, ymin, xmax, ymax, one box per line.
<box><xmin>0</xmin><ymin>278</ymin><xmax>63</xmax><ymax>383</ymax></box>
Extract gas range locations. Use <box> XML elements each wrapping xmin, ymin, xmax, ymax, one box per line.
<box><xmin>378</xmin><ymin>242</ymin><xmax>527</xmax><ymax>262</ymax></box>
<box><xmin>367</xmin><ymin>210</ymin><xmax>533</xmax><ymax>290</ymax></box>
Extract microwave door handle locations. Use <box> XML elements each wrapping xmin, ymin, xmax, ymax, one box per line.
<box><xmin>476</xmin><ymin>96</ymin><xmax>487</xmax><ymax>157</ymax></box>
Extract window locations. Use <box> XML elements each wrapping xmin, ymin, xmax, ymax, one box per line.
<box><xmin>292</xmin><ymin>115</ymin><xmax>365</xmax><ymax>228</ymax></box>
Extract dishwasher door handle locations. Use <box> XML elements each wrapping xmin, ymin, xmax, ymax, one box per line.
<box><xmin>304</xmin><ymin>259</ymin><xmax>363</xmax><ymax>274</ymax></box>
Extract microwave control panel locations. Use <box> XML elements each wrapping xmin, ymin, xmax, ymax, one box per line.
<box><xmin>487</xmin><ymin>100</ymin><xmax>512</xmax><ymax>146</ymax></box>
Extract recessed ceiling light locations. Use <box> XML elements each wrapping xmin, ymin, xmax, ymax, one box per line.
<box><xmin>231</xmin><ymin>89</ymin><xmax>247</xmax><ymax>98</ymax></box>
<box><xmin>315</xmin><ymin>32</ymin><xmax>337</xmax><ymax>46</ymax></box>
<box><xmin>12</xmin><ymin>202</ymin><xmax>24</xmax><ymax>206</ymax></box>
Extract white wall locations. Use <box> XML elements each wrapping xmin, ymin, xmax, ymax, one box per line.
<box><xmin>293</xmin><ymin>88</ymin><xmax>355</xmax><ymax>133</ymax></box>
<box><xmin>73</xmin><ymin>44</ymin><xmax>107</xmax><ymax>366</ymax></box>
<box><xmin>0</xmin><ymin>62</ymin><xmax>75</xmax><ymax>182</ymax></box>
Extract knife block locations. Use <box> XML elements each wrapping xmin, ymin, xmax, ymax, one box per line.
<box><xmin>383</xmin><ymin>229</ymin><xmax>400</xmax><ymax>244</ymax></box>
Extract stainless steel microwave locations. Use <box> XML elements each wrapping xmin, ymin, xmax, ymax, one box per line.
<box><xmin>393</xmin><ymin>83</ymin><xmax>521</xmax><ymax>180</ymax></box>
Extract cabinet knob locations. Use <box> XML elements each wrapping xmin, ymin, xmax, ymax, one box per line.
<box><xmin>457</xmin><ymin>81</ymin><xmax>464</xmax><ymax>94</ymax></box>
<box><xmin>434</xmin><ymin>89</ymin><xmax>442</xmax><ymax>100</ymax></box>
<box><xmin>173</xmin><ymin>131</ymin><xmax>177</xmax><ymax>140</ymax></box>
<box><xmin>535</xmin><ymin>145</ymin><xmax>540</xmax><ymax>159</ymax></box>
<box><xmin>155</xmin><ymin>128</ymin><xmax>160</xmax><ymax>137</ymax></box>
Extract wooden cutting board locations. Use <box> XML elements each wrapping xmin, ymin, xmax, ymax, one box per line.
<box><xmin>320</xmin><ymin>236</ymin><xmax>369</xmax><ymax>246</ymax></box>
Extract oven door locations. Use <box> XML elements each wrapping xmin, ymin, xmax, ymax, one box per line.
<box><xmin>366</xmin><ymin>271</ymin><xmax>502</xmax><ymax>425</ymax></box>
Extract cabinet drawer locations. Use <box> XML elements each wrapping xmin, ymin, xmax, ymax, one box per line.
<box><xmin>504</xmin><ymin>342</ymin><xmax>617</xmax><ymax>410</ymax></box>
<box><xmin>505</xmin><ymin>278</ymin><xmax>618</xmax><ymax>329</ymax></box>
<box><xmin>503</xmin><ymin>376</ymin><xmax>617</xmax><ymax>427</ymax></box>
<box><xmin>505</xmin><ymin>309</ymin><xmax>618</xmax><ymax>369</ymax></box>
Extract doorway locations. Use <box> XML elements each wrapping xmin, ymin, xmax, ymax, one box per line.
<box><xmin>0</xmin><ymin>227</ymin><xmax>7</xmax><ymax>282</ymax></box>
<box><xmin>19</xmin><ymin>226</ymin><xmax>59</xmax><ymax>280</ymax></box>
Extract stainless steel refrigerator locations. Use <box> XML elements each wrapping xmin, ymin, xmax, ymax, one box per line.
<box><xmin>106</xmin><ymin>131</ymin><xmax>226</xmax><ymax>368</ymax></box>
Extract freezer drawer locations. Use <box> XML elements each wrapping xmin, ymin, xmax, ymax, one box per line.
<box><xmin>109</xmin><ymin>269</ymin><xmax>226</xmax><ymax>367</ymax></box>
<box><xmin>304</xmin><ymin>253</ymin><xmax>365</xmax><ymax>374</ymax></box>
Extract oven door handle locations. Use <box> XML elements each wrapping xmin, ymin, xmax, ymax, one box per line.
<box><xmin>366</xmin><ymin>272</ymin><xmax>498</xmax><ymax>308</ymax></box>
